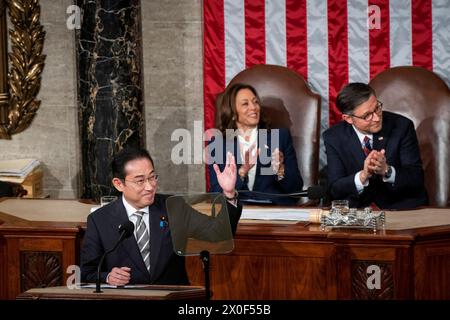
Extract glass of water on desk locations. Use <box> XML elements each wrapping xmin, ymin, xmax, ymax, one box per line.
<box><xmin>331</xmin><ymin>200</ymin><xmax>350</xmax><ymax>215</ymax></box>
<box><xmin>100</xmin><ymin>195</ymin><xmax>117</xmax><ymax>207</ymax></box>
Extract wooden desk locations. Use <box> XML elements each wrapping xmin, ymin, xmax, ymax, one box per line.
<box><xmin>0</xmin><ymin>198</ymin><xmax>94</xmax><ymax>300</ymax></box>
<box><xmin>18</xmin><ymin>285</ymin><xmax>205</xmax><ymax>300</ymax></box>
<box><xmin>1</xmin><ymin>199</ymin><xmax>450</xmax><ymax>300</ymax></box>
<box><xmin>186</xmin><ymin>208</ymin><xmax>450</xmax><ymax>300</ymax></box>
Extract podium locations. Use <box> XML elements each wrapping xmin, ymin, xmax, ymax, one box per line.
<box><xmin>17</xmin><ymin>285</ymin><xmax>205</xmax><ymax>300</ymax></box>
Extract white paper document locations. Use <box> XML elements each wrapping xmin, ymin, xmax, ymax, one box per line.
<box><xmin>241</xmin><ymin>198</ymin><xmax>273</xmax><ymax>204</ymax></box>
<box><xmin>0</xmin><ymin>158</ymin><xmax>40</xmax><ymax>178</ymax></box>
<box><xmin>241</xmin><ymin>208</ymin><xmax>310</xmax><ymax>221</ymax></box>
<box><xmin>80</xmin><ymin>283</ymin><xmax>117</xmax><ymax>289</ymax></box>
<box><xmin>80</xmin><ymin>283</ymin><xmax>151</xmax><ymax>289</ymax></box>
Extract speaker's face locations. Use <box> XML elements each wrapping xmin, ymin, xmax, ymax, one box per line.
<box><xmin>235</xmin><ymin>88</ymin><xmax>261</xmax><ymax>131</ymax></box>
<box><xmin>113</xmin><ymin>158</ymin><xmax>157</xmax><ymax>209</ymax></box>
<box><xmin>343</xmin><ymin>94</ymin><xmax>383</xmax><ymax>134</ymax></box>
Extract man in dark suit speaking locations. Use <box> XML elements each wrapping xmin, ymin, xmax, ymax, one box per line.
<box><xmin>81</xmin><ymin>147</ymin><xmax>241</xmax><ymax>286</ymax></box>
<box><xmin>323</xmin><ymin>82</ymin><xmax>428</xmax><ymax>209</ymax></box>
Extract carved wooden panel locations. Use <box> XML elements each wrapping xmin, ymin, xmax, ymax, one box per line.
<box><xmin>351</xmin><ymin>261</ymin><xmax>394</xmax><ymax>300</ymax></box>
<box><xmin>20</xmin><ymin>251</ymin><xmax>63</xmax><ymax>292</ymax></box>
<box><xmin>186</xmin><ymin>240</ymin><xmax>336</xmax><ymax>299</ymax></box>
<box><xmin>415</xmin><ymin>244</ymin><xmax>450</xmax><ymax>299</ymax></box>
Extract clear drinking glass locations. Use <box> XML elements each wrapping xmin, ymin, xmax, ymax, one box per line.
<box><xmin>100</xmin><ymin>195</ymin><xmax>117</xmax><ymax>206</ymax></box>
<box><xmin>331</xmin><ymin>200</ymin><xmax>350</xmax><ymax>214</ymax></box>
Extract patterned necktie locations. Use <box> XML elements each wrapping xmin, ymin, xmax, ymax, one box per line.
<box><xmin>362</xmin><ymin>136</ymin><xmax>372</xmax><ymax>157</ymax></box>
<box><xmin>133</xmin><ymin>211</ymin><xmax>150</xmax><ymax>272</ymax></box>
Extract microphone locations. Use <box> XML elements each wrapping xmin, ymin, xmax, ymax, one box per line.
<box><xmin>95</xmin><ymin>221</ymin><xmax>134</xmax><ymax>293</ymax></box>
<box><xmin>288</xmin><ymin>186</ymin><xmax>326</xmax><ymax>200</ymax></box>
<box><xmin>238</xmin><ymin>186</ymin><xmax>326</xmax><ymax>200</ymax></box>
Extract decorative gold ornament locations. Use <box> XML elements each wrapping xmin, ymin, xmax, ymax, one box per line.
<box><xmin>0</xmin><ymin>0</ymin><xmax>45</xmax><ymax>139</ymax></box>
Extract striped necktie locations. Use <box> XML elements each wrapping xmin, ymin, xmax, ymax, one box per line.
<box><xmin>362</xmin><ymin>136</ymin><xmax>372</xmax><ymax>157</ymax></box>
<box><xmin>133</xmin><ymin>211</ymin><xmax>150</xmax><ymax>272</ymax></box>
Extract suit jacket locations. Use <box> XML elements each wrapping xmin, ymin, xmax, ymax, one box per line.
<box><xmin>81</xmin><ymin>194</ymin><xmax>242</xmax><ymax>285</ymax></box>
<box><xmin>323</xmin><ymin>111</ymin><xmax>428</xmax><ymax>209</ymax></box>
<box><xmin>208</xmin><ymin>127</ymin><xmax>303</xmax><ymax>205</ymax></box>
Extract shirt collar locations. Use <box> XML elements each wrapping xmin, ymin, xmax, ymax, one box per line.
<box><xmin>237</xmin><ymin>127</ymin><xmax>258</xmax><ymax>145</ymax></box>
<box><xmin>122</xmin><ymin>195</ymin><xmax>149</xmax><ymax>219</ymax></box>
<box><xmin>352</xmin><ymin>125</ymin><xmax>373</xmax><ymax>145</ymax></box>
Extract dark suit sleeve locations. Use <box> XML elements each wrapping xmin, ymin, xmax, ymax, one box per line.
<box><xmin>324</xmin><ymin>131</ymin><xmax>360</xmax><ymax>200</ymax></box>
<box><xmin>387</xmin><ymin>119</ymin><xmax>425</xmax><ymax>193</ymax></box>
<box><xmin>207</xmin><ymin>135</ymin><xmax>225</xmax><ymax>193</ymax></box>
<box><xmin>276</xmin><ymin>129</ymin><xmax>303</xmax><ymax>192</ymax></box>
<box><xmin>208</xmin><ymin>163</ymin><xmax>222</xmax><ymax>192</ymax></box>
<box><xmin>227</xmin><ymin>200</ymin><xmax>242</xmax><ymax>235</ymax></box>
<box><xmin>80</xmin><ymin>214</ymin><xmax>109</xmax><ymax>283</ymax></box>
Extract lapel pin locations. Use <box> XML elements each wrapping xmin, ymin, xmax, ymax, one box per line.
<box><xmin>378</xmin><ymin>136</ymin><xmax>384</xmax><ymax>141</ymax></box>
<box><xmin>159</xmin><ymin>216</ymin><xmax>168</xmax><ymax>230</ymax></box>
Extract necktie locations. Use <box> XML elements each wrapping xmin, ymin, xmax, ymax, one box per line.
<box><xmin>133</xmin><ymin>211</ymin><xmax>150</xmax><ymax>272</ymax></box>
<box><xmin>362</xmin><ymin>136</ymin><xmax>372</xmax><ymax>157</ymax></box>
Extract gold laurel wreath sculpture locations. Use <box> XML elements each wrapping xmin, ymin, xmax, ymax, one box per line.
<box><xmin>0</xmin><ymin>0</ymin><xmax>45</xmax><ymax>139</ymax></box>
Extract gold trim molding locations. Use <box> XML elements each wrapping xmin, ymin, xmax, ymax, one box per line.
<box><xmin>0</xmin><ymin>0</ymin><xmax>45</xmax><ymax>139</ymax></box>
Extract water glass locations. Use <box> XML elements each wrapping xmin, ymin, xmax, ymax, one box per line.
<box><xmin>100</xmin><ymin>195</ymin><xmax>117</xmax><ymax>207</ymax></box>
<box><xmin>331</xmin><ymin>200</ymin><xmax>349</xmax><ymax>214</ymax></box>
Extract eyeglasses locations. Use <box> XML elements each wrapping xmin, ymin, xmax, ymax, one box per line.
<box><xmin>349</xmin><ymin>101</ymin><xmax>383</xmax><ymax>121</ymax></box>
<box><xmin>125</xmin><ymin>174</ymin><xmax>159</xmax><ymax>187</ymax></box>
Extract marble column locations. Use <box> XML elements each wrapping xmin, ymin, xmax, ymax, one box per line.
<box><xmin>0</xmin><ymin>0</ymin><xmax>9</xmax><ymax>125</ymax></box>
<box><xmin>77</xmin><ymin>0</ymin><xmax>144</xmax><ymax>200</ymax></box>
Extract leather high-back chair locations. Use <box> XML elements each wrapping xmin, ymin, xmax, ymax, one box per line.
<box><xmin>217</xmin><ymin>64</ymin><xmax>321</xmax><ymax>189</ymax></box>
<box><xmin>370</xmin><ymin>66</ymin><xmax>450</xmax><ymax>207</ymax></box>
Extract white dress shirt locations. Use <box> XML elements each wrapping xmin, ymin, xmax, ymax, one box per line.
<box><xmin>122</xmin><ymin>195</ymin><xmax>150</xmax><ymax>236</ymax></box>
<box><xmin>352</xmin><ymin>126</ymin><xmax>396</xmax><ymax>194</ymax></box>
<box><xmin>238</xmin><ymin>127</ymin><xmax>258</xmax><ymax>191</ymax></box>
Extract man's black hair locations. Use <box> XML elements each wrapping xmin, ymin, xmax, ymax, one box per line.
<box><xmin>111</xmin><ymin>147</ymin><xmax>154</xmax><ymax>179</ymax></box>
<box><xmin>336</xmin><ymin>82</ymin><xmax>376</xmax><ymax>114</ymax></box>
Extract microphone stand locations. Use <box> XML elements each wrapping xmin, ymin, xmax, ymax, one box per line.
<box><xmin>95</xmin><ymin>254</ymin><xmax>107</xmax><ymax>293</ymax></box>
<box><xmin>198</xmin><ymin>194</ymin><xmax>224</xmax><ymax>300</ymax></box>
<box><xmin>94</xmin><ymin>230</ymin><xmax>128</xmax><ymax>293</ymax></box>
<box><xmin>200</xmin><ymin>250</ymin><xmax>211</xmax><ymax>300</ymax></box>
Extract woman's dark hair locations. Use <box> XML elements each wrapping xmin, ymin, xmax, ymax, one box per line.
<box><xmin>215</xmin><ymin>83</ymin><xmax>270</xmax><ymax>135</ymax></box>
<box><xmin>336</xmin><ymin>82</ymin><xmax>376</xmax><ymax>114</ymax></box>
<box><xmin>112</xmin><ymin>147</ymin><xmax>154</xmax><ymax>179</ymax></box>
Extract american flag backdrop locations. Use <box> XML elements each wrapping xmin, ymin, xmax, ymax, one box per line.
<box><xmin>202</xmin><ymin>0</ymin><xmax>450</xmax><ymax>170</ymax></box>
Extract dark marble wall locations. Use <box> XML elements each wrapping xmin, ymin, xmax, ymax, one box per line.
<box><xmin>77</xmin><ymin>0</ymin><xmax>144</xmax><ymax>200</ymax></box>
<box><xmin>0</xmin><ymin>0</ymin><xmax>8</xmax><ymax>125</ymax></box>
